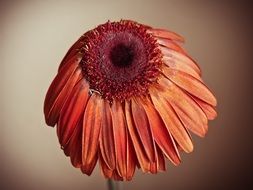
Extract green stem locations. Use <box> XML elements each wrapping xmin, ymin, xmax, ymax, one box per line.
<box><xmin>107</xmin><ymin>179</ymin><xmax>122</xmax><ymax>190</ymax></box>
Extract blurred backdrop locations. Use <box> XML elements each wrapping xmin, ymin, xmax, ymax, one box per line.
<box><xmin>1</xmin><ymin>0</ymin><xmax>252</xmax><ymax>189</ymax></box>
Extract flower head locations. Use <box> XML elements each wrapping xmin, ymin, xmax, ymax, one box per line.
<box><xmin>44</xmin><ymin>20</ymin><xmax>217</xmax><ymax>181</ymax></box>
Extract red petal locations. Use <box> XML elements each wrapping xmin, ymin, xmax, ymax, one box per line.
<box><xmin>163</xmin><ymin>67</ymin><xmax>217</xmax><ymax>106</ymax></box>
<box><xmin>58</xmin><ymin>36</ymin><xmax>85</xmax><ymax>72</ymax></box>
<box><xmin>44</xmin><ymin>56</ymin><xmax>82</xmax><ymax>126</ymax></box>
<box><xmin>131</xmin><ymin>98</ymin><xmax>155</xmax><ymax>162</ymax></box>
<box><xmin>111</xmin><ymin>101</ymin><xmax>127</xmax><ymax>179</ymax></box>
<box><xmin>140</xmin><ymin>98</ymin><xmax>181</xmax><ymax>165</ymax></box>
<box><xmin>125</xmin><ymin>101</ymin><xmax>150</xmax><ymax>172</ymax></box>
<box><xmin>150</xmin><ymin>90</ymin><xmax>193</xmax><ymax>153</ymax></box>
<box><xmin>82</xmin><ymin>94</ymin><xmax>102</xmax><ymax>173</ymax></box>
<box><xmin>99</xmin><ymin>100</ymin><xmax>116</xmax><ymax>170</ymax></box>
<box><xmin>148</xmin><ymin>28</ymin><xmax>184</xmax><ymax>42</ymax></box>
<box><xmin>161</xmin><ymin>46</ymin><xmax>201</xmax><ymax>75</ymax></box>
<box><xmin>58</xmin><ymin>79</ymin><xmax>89</xmax><ymax>146</ymax></box>
<box><xmin>63</xmin><ymin>118</ymin><xmax>83</xmax><ymax>168</ymax></box>
<box><xmin>44</xmin><ymin>56</ymin><xmax>79</xmax><ymax>114</ymax></box>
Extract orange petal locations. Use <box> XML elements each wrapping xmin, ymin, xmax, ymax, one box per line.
<box><xmin>156</xmin><ymin>147</ymin><xmax>166</xmax><ymax>171</ymax></box>
<box><xmin>162</xmin><ymin>56</ymin><xmax>201</xmax><ymax>81</ymax></box>
<box><xmin>58</xmin><ymin>79</ymin><xmax>89</xmax><ymax>146</ymax></box>
<box><xmin>160</xmin><ymin>46</ymin><xmax>201</xmax><ymax>75</ymax></box>
<box><xmin>190</xmin><ymin>95</ymin><xmax>217</xmax><ymax>120</ymax></box>
<box><xmin>131</xmin><ymin>98</ymin><xmax>155</xmax><ymax>162</ymax></box>
<box><xmin>171</xmin><ymin>103</ymin><xmax>207</xmax><ymax>137</ymax></box>
<box><xmin>125</xmin><ymin>101</ymin><xmax>150</xmax><ymax>172</ymax></box>
<box><xmin>126</xmin><ymin>132</ymin><xmax>136</xmax><ymax>180</ymax></box>
<box><xmin>44</xmin><ymin>62</ymin><xmax>83</xmax><ymax>127</ymax></box>
<box><xmin>149</xmin><ymin>145</ymin><xmax>166</xmax><ymax>173</ymax></box>
<box><xmin>163</xmin><ymin>67</ymin><xmax>217</xmax><ymax>106</ymax></box>
<box><xmin>82</xmin><ymin>94</ymin><xmax>102</xmax><ymax>173</ymax></box>
<box><xmin>149</xmin><ymin>145</ymin><xmax>160</xmax><ymax>174</ymax></box>
<box><xmin>157</xmin><ymin>38</ymin><xmax>187</xmax><ymax>55</ymax></box>
<box><xmin>150</xmin><ymin>90</ymin><xmax>193</xmax><ymax>153</ymax></box>
<box><xmin>99</xmin><ymin>148</ymin><xmax>124</xmax><ymax>181</ymax></box>
<box><xmin>81</xmin><ymin>153</ymin><xmax>98</xmax><ymax>175</ymax></box>
<box><xmin>159</xmin><ymin>77</ymin><xmax>208</xmax><ymax>137</ymax></box>
<box><xmin>99</xmin><ymin>100</ymin><xmax>116</xmax><ymax>170</ymax></box>
<box><xmin>148</xmin><ymin>28</ymin><xmax>184</xmax><ymax>42</ymax></box>
<box><xmin>140</xmin><ymin>98</ymin><xmax>181</xmax><ymax>165</ymax></box>
<box><xmin>111</xmin><ymin>101</ymin><xmax>127</xmax><ymax>179</ymax></box>
<box><xmin>99</xmin><ymin>151</ymin><xmax>113</xmax><ymax>179</ymax></box>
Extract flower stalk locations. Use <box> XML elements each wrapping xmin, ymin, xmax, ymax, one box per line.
<box><xmin>107</xmin><ymin>179</ymin><xmax>121</xmax><ymax>190</ymax></box>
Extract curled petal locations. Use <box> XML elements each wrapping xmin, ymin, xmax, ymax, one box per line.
<box><xmin>44</xmin><ymin>56</ymin><xmax>82</xmax><ymax>126</ymax></box>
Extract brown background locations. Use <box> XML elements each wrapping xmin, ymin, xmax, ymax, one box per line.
<box><xmin>1</xmin><ymin>0</ymin><xmax>252</xmax><ymax>189</ymax></box>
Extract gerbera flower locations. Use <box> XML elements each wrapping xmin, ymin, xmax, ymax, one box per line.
<box><xmin>44</xmin><ymin>20</ymin><xmax>217</xmax><ymax>181</ymax></box>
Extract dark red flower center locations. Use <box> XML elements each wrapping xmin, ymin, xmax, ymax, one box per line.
<box><xmin>110</xmin><ymin>43</ymin><xmax>135</xmax><ymax>67</ymax></box>
<box><xmin>79</xmin><ymin>20</ymin><xmax>163</xmax><ymax>102</ymax></box>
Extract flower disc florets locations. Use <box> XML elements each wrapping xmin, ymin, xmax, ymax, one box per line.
<box><xmin>79</xmin><ymin>20</ymin><xmax>163</xmax><ymax>102</ymax></box>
